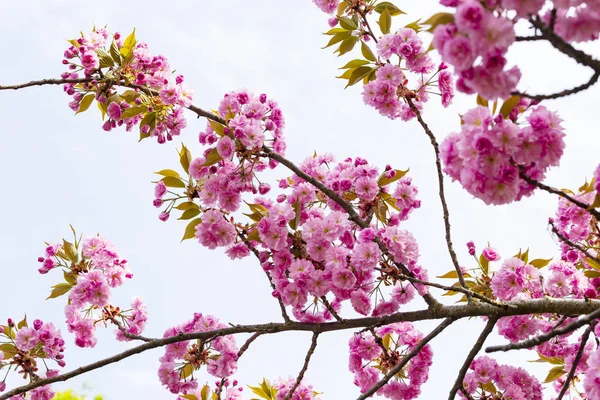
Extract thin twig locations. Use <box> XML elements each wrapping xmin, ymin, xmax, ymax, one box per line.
<box><xmin>0</xmin><ymin>78</ymin><xmax>94</xmax><ymax>90</ymax></box>
<box><xmin>519</xmin><ymin>169</ymin><xmax>600</xmax><ymax>220</ymax></box>
<box><xmin>556</xmin><ymin>324</ymin><xmax>593</xmax><ymax>400</ymax></box>
<box><xmin>237</xmin><ymin>229</ymin><xmax>291</xmax><ymax>323</ymax></box>
<box><xmin>405</xmin><ymin>97</ymin><xmax>470</xmax><ymax>300</ymax></box>
<box><xmin>237</xmin><ymin>332</ymin><xmax>263</xmax><ymax>358</ymax></box>
<box><xmin>550</xmin><ymin>221</ymin><xmax>600</xmax><ymax>264</ymax></box>
<box><xmin>448</xmin><ymin>318</ymin><xmax>497</xmax><ymax>399</ymax></box>
<box><xmin>357</xmin><ymin>317</ymin><xmax>456</xmax><ymax>400</ymax></box>
<box><xmin>516</xmin><ymin>35</ymin><xmax>544</xmax><ymax>42</ymax></box>
<box><xmin>513</xmin><ymin>71</ymin><xmax>600</xmax><ymax>101</ymax></box>
<box><xmin>486</xmin><ymin>307</ymin><xmax>600</xmax><ymax>353</ymax></box>
<box><xmin>284</xmin><ymin>333</ymin><xmax>320</xmax><ymax>400</ymax></box>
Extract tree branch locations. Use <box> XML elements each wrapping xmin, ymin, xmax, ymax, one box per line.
<box><xmin>356</xmin><ymin>317</ymin><xmax>456</xmax><ymax>400</ymax></box>
<box><xmin>447</xmin><ymin>318</ymin><xmax>497</xmax><ymax>400</ymax></box>
<box><xmin>519</xmin><ymin>169</ymin><xmax>600</xmax><ymax>220</ymax></box>
<box><xmin>3</xmin><ymin>298</ymin><xmax>600</xmax><ymax>399</ymax></box>
<box><xmin>0</xmin><ymin>78</ymin><xmax>95</xmax><ymax>90</ymax></box>
<box><xmin>549</xmin><ymin>221</ymin><xmax>600</xmax><ymax>265</ymax></box>
<box><xmin>513</xmin><ymin>71</ymin><xmax>600</xmax><ymax>101</ymax></box>
<box><xmin>405</xmin><ymin>97</ymin><xmax>470</xmax><ymax>300</ymax></box>
<box><xmin>284</xmin><ymin>333</ymin><xmax>320</xmax><ymax>400</ymax></box>
<box><xmin>556</xmin><ymin>324</ymin><xmax>593</xmax><ymax>400</ymax></box>
<box><xmin>485</xmin><ymin>306</ymin><xmax>600</xmax><ymax>353</ymax></box>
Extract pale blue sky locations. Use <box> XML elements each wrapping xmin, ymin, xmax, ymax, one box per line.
<box><xmin>0</xmin><ymin>1</ymin><xmax>599</xmax><ymax>399</ymax></box>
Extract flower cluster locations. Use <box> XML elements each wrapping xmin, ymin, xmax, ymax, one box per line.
<box><xmin>460</xmin><ymin>356</ymin><xmax>542</xmax><ymax>400</ymax></box>
<box><xmin>553</xmin><ymin>187</ymin><xmax>598</xmax><ymax>263</ymax></box>
<box><xmin>38</xmin><ymin>235</ymin><xmax>147</xmax><ymax>348</ymax></box>
<box><xmin>155</xmin><ymin>89</ymin><xmax>285</xmax><ymax>224</ymax></box>
<box><xmin>273</xmin><ymin>377</ymin><xmax>321</xmax><ymax>400</ymax></box>
<box><xmin>312</xmin><ymin>0</ymin><xmax>339</xmax><ymax>14</ymax></box>
<box><xmin>362</xmin><ymin>34</ymin><xmax>453</xmax><ymax>120</ymax></box>
<box><xmin>434</xmin><ymin>1</ymin><xmax>519</xmax><ymax>100</ymax></box>
<box><xmin>0</xmin><ymin>318</ymin><xmax>64</xmax><ymax>398</ymax></box>
<box><xmin>348</xmin><ymin>323</ymin><xmax>432</xmax><ymax>399</ymax></box>
<box><xmin>158</xmin><ymin>313</ymin><xmax>238</xmax><ymax>395</ymax></box>
<box><xmin>440</xmin><ymin>105</ymin><xmax>565</xmax><ymax>205</ymax></box>
<box><xmin>542</xmin><ymin>1</ymin><xmax>600</xmax><ymax>43</ymax></box>
<box><xmin>62</xmin><ymin>27</ymin><xmax>193</xmax><ymax>143</ymax></box>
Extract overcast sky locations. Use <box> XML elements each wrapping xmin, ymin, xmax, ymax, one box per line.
<box><xmin>0</xmin><ymin>1</ymin><xmax>599</xmax><ymax>399</ymax></box>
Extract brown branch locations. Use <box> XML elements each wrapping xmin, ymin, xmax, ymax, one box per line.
<box><xmin>0</xmin><ymin>78</ymin><xmax>95</xmax><ymax>90</ymax></box>
<box><xmin>284</xmin><ymin>333</ymin><xmax>319</xmax><ymax>400</ymax></box>
<box><xmin>513</xmin><ymin>71</ymin><xmax>600</xmax><ymax>101</ymax></box>
<box><xmin>556</xmin><ymin>324</ymin><xmax>593</xmax><ymax>400</ymax></box>
<box><xmin>519</xmin><ymin>169</ymin><xmax>600</xmax><ymax>220</ymax></box>
<box><xmin>237</xmin><ymin>229</ymin><xmax>291</xmax><ymax>323</ymax></box>
<box><xmin>549</xmin><ymin>221</ymin><xmax>600</xmax><ymax>265</ymax></box>
<box><xmin>516</xmin><ymin>35</ymin><xmax>544</xmax><ymax>42</ymax></box>
<box><xmin>485</xmin><ymin>306</ymin><xmax>600</xmax><ymax>353</ymax></box>
<box><xmin>405</xmin><ymin>97</ymin><xmax>470</xmax><ymax>300</ymax></box>
<box><xmin>356</xmin><ymin>317</ymin><xmax>456</xmax><ymax>400</ymax></box>
<box><xmin>448</xmin><ymin>318</ymin><xmax>497</xmax><ymax>400</ymax></box>
<box><xmin>529</xmin><ymin>17</ymin><xmax>600</xmax><ymax>72</ymax></box>
<box><xmin>4</xmin><ymin>298</ymin><xmax>600</xmax><ymax>399</ymax></box>
<box><xmin>237</xmin><ymin>332</ymin><xmax>263</xmax><ymax>358</ymax></box>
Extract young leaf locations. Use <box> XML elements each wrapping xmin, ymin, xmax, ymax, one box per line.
<box><xmin>161</xmin><ymin>176</ymin><xmax>186</xmax><ymax>188</ymax></box>
<box><xmin>339</xmin><ymin>16</ymin><xmax>358</xmax><ymax>30</ymax></box>
<box><xmin>377</xmin><ymin>169</ymin><xmax>409</xmax><ymax>187</ymax></box>
<box><xmin>529</xmin><ymin>258</ymin><xmax>553</xmax><ymax>269</ymax></box>
<box><xmin>178</xmin><ymin>208</ymin><xmax>201</xmax><ymax>220</ymax></box>
<box><xmin>155</xmin><ymin>169</ymin><xmax>181</xmax><ymax>178</ymax></box>
<box><xmin>379</xmin><ymin>8</ymin><xmax>392</xmax><ymax>34</ymax></box>
<box><xmin>338</xmin><ymin>35</ymin><xmax>359</xmax><ymax>56</ymax></box>
<box><xmin>182</xmin><ymin>218</ymin><xmax>202</xmax><ymax>241</ymax></box>
<box><xmin>361</xmin><ymin>41</ymin><xmax>376</xmax><ymax>62</ymax></box>
<box><xmin>121</xmin><ymin>106</ymin><xmax>147</xmax><ymax>120</ymax></box>
<box><xmin>323</xmin><ymin>31</ymin><xmax>352</xmax><ymax>48</ymax></box>
<box><xmin>339</xmin><ymin>59</ymin><xmax>370</xmax><ymax>69</ymax></box>
<box><xmin>499</xmin><ymin>95</ymin><xmax>520</xmax><ymax>119</ymax></box>
<box><xmin>175</xmin><ymin>202</ymin><xmax>199</xmax><ymax>211</ymax></box>
<box><xmin>374</xmin><ymin>2</ymin><xmax>405</xmax><ymax>16</ymax></box>
<box><xmin>201</xmin><ymin>148</ymin><xmax>223</xmax><ymax>167</ymax></box>
<box><xmin>544</xmin><ymin>366</ymin><xmax>565</xmax><ymax>383</ymax></box>
<box><xmin>179</xmin><ymin>144</ymin><xmax>192</xmax><ymax>172</ymax></box>
<box><xmin>76</xmin><ymin>94</ymin><xmax>95</xmax><ymax>115</ymax></box>
<box><xmin>422</xmin><ymin>12</ymin><xmax>454</xmax><ymax>33</ymax></box>
<box><xmin>47</xmin><ymin>283</ymin><xmax>73</xmax><ymax>299</ymax></box>
<box><xmin>346</xmin><ymin>66</ymin><xmax>372</xmax><ymax>87</ymax></box>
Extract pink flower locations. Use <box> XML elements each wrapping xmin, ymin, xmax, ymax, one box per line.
<box><xmin>482</xmin><ymin>246</ymin><xmax>500</xmax><ymax>261</ymax></box>
<box><xmin>594</xmin><ymin>164</ymin><xmax>600</xmax><ymax>194</ymax></box>
<box><xmin>312</xmin><ymin>0</ymin><xmax>339</xmax><ymax>14</ymax></box>
<box><xmin>15</xmin><ymin>327</ymin><xmax>39</xmax><ymax>352</ymax></box>
<box><xmin>107</xmin><ymin>102</ymin><xmax>122</xmax><ymax>120</ymax></box>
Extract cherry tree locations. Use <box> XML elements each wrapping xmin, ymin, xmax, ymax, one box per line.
<box><xmin>1</xmin><ymin>0</ymin><xmax>600</xmax><ymax>399</ymax></box>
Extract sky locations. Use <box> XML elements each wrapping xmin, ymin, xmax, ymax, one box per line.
<box><xmin>0</xmin><ymin>1</ymin><xmax>599</xmax><ymax>399</ymax></box>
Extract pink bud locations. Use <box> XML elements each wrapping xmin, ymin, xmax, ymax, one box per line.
<box><xmin>482</xmin><ymin>247</ymin><xmax>500</xmax><ymax>262</ymax></box>
<box><xmin>328</xmin><ymin>17</ymin><xmax>338</xmax><ymax>27</ymax></box>
<box><xmin>158</xmin><ymin>212</ymin><xmax>170</xmax><ymax>222</ymax></box>
<box><xmin>33</xmin><ymin>319</ymin><xmax>43</xmax><ymax>330</ymax></box>
<box><xmin>258</xmin><ymin>183</ymin><xmax>271</xmax><ymax>195</ymax></box>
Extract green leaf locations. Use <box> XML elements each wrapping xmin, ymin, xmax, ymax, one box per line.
<box><xmin>209</xmin><ymin>120</ymin><xmax>227</xmax><ymax>137</ymax></box>
<box><xmin>179</xmin><ymin>144</ymin><xmax>192</xmax><ymax>172</ymax></box>
<box><xmin>47</xmin><ymin>283</ymin><xmax>73</xmax><ymax>299</ymax></box>
<box><xmin>346</xmin><ymin>66</ymin><xmax>372</xmax><ymax>87</ymax></box>
<box><xmin>0</xmin><ymin>343</ymin><xmax>16</xmax><ymax>359</ymax></box>
<box><xmin>361</xmin><ymin>41</ymin><xmax>376</xmax><ymax>62</ymax></box>
<box><xmin>339</xmin><ymin>59</ymin><xmax>370</xmax><ymax>69</ymax></box>
<box><xmin>181</xmin><ymin>395</ymin><xmax>198</xmax><ymax>400</ymax></box>
<box><xmin>76</xmin><ymin>94</ymin><xmax>95</xmax><ymax>115</ymax></box>
<box><xmin>139</xmin><ymin>111</ymin><xmax>157</xmax><ymax>140</ymax></box>
<box><xmin>374</xmin><ymin>2</ymin><xmax>405</xmax><ymax>16</ymax></box>
<box><xmin>96</xmin><ymin>48</ymin><xmax>114</xmax><ymax>68</ymax></box>
<box><xmin>499</xmin><ymin>95</ymin><xmax>520</xmax><ymax>118</ymax></box>
<box><xmin>377</xmin><ymin>169</ymin><xmax>409</xmax><ymax>187</ymax></box>
<box><xmin>520</xmin><ymin>248</ymin><xmax>529</xmax><ymax>264</ymax></box>
<box><xmin>182</xmin><ymin>218</ymin><xmax>202</xmax><ymax>241</ymax></box>
<box><xmin>121</xmin><ymin>106</ymin><xmax>147</xmax><ymax>120</ymax></box>
<box><xmin>436</xmin><ymin>270</ymin><xmax>461</xmax><ymax>279</ymax></box>
<box><xmin>175</xmin><ymin>202</ymin><xmax>199</xmax><ymax>211</ymax></box>
<box><xmin>155</xmin><ymin>169</ymin><xmax>181</xmax><ymax>178</ymax></box>
<box><xmin>422</xmin><ymin>12</ymin><xmax>454</xmax><ymax>33</ymax></box>
<box><xmin>338</xmin><ymin>35</ymin><xmax>359</xmax><ymax>56</ymax></box>
<box><xmin>64</xmin><ymin>270</ymin><xmax>77</xmax><ymax>285</ymax></box>
<box><xmin>339</xmin><ymin>16</ymin><xmax>358</xmax><ymax>30</ymax></box>
<box><xmin>201</xmin><ymin>148</ymin><xmax>223</xmax><ymax>167</ymax></box>
<box><xmin>180</xmin><ymin>363</ymin><xmax>194</xmax><ymax>380</ymax></box>
<box><xmin>178</xmin><ymin>208</ymin><xmax>201</xmax><ymax>220</ymax></box>
<box><xmin>381</xmin><ymin>333</ymin><xmax>391</xmax><ymax>350</ymax></box>
<box><xmin>289</xmin><ymin>198</ymin><xmax>302</xmax><ymax>230</ymax></box>
<box><xmin>544</xmin><ymin>366</ymin><xmax>565</xmax><ymax>383</ymax></box>
<box><xmin>17</xmin><ymin>315</ymin><xmax>27</xmax><ymax>329</ymax></box>
<box><xmin>379</xmin><ymin>8</ymin><xmax>392</xmax><ymax>34</ymax></box>
<box><xmin>529</xmin><ymin>258</ymin><xmax>553</xmax><ymax>269</ymax></box>
<box><xmin>120</xmin><ymin>28</ymin><xmax>137</xmax><ymax>58</ymax></box>
<box><xmin>584</xmin><ymin>270</ymin><xmax>600</xmax><ymax>278</ymax></box>
<box><xmin>479</xmin><ymin>253</ymin><xmax>489</xmax><ymax>276</ymax></box>
<box><xmin>109</xmin><ymin>40</ymin><xmax>121</xmax><ymax>65</ymax></box>
<box><xmin>404</xmin><ymin>18</ymin><xmax>422</xmax><ymax>32</ymax></box>
<box><xmin>336</xmin><ymin>68</ymin><xmax>355</xmax><ymax>79</ymax></box>
<box><xmin>476</xmin><ymin>95</ymin><xmax>489</xmax><ymax>107</ymax></box>
<box><xmin>62</xmin><ymin>239</ymin><xmax>79</xmax><ymax>263</ymax></box>
<box><xmin>120</xmin><ymin>90</ymin><xmax>140</xmax><ymax>103</ymax></box>
<box><xmin>323</xmin><ymin>31</ymin><xmax>352</xmax><ymax>48</ymax></box>
<box><xmin>324</xmin><ymin>27</ymin><xmax>347</xmax><ymax>35</ymax></box>
<box><xmin>530</xmin><ymin>353</ymin><xmax>564</xmax><ymax>365</ymax></box>
<box><xmin>161</xmin><ymin>176</ymin><xmax>186</xmax><ymax>188</ymax></box>
<box><xmin>200</xmin><ymin>384</ymin><xmax>211</xmax><ymax>400</ymax></box>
